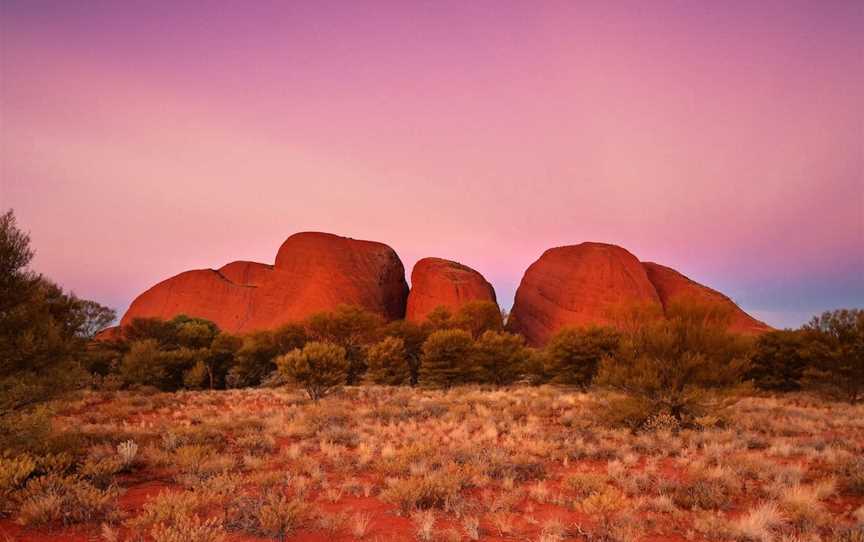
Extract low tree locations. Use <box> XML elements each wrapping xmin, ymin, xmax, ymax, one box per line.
<box><xmin>473</xmin><ymin>330</ymin><xmax>528</xmax><ymax>386</ymax></box>
<box><xmin>0</xmin><ymin>209</ymin><xmax>116</xmax><ymax>412</ymax></box>
<box><xmin>419</xmin><ymin>329</ymin><xmax>475</xmax><ymax>388</ymax></box>
<box><xmin>455</xmin><ymin>300</ymin><xmax>504</xmax><ymax>338</ymax></box>
<box><xmin>203</xmin><ymin>332</ymin><xmax>243</xmax><ymax>389</ymax></box>
<box><xmin>802</xmin><ymin>309</ymin><xmax>864</xmax><ymax>403</ymax></box>
<box><xmin>381</xmin><ymin>320</ymin><xmax>428</xmax><ymax>385</ymax></box>
<box><xmin>595</xmin><ymin>302</ymin><xmax>751</xmax><ymax>427</ymax></box>
<box><xmin>118</xmin><ymin>339</ymin><xmax>167</xmax><ymax>388</ymax></box>
<box><xmin>423</xmin><ymin>306</ymin><xmax>456</xmax><ymax>333</ymax></box>
<box><xmin>541</xmin><ymin>326</ymin><xmax>620</xmax><ymax>387</ymax></box>
<box><xmin>747</xmin><ymin>329</ymin><xmax>812</xmax><ymax>391</ymax></box>
<box><xmin>307</xmin><ymin>305</ymin><xmax>383</xmax><ymax>384</ymax></box>
<box><xmin>277</xmin><ymin>342</ymin><xmax>348</xmax><ymax>401</ymax></box>
<box><xmin>366</xmin><ymin>336</ymin><xmax>411</xmax><ymax>385</ymax></box>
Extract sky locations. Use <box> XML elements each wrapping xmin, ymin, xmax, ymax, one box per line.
<box><xmin>1</xmin><ymin>1</ymin><xmax>862</xmax><ymax>329</ymax></box>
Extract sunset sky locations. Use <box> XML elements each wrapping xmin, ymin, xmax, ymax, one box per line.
<box><xmin>1</xmin><ymin>1</ymin><xmax>862</xmax><ymax>329</ymax></box>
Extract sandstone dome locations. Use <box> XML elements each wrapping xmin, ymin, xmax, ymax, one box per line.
<box><xmin>406</xmin><ymin>257</ymin><xmax>498</xmax><ymax>322</ymax></box>
<box><xmin>119</xmin><ymin>232</ymin><xmax>409</xmax><ymax>334</ymax></box>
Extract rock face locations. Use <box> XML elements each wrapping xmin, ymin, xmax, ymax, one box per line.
<box><xmin>641</xmin><ymin>262</ymin><xmax>771</xmax><ymax>335</ymax></box>
<box><xmin>119</xmin><ymin>232</ymin><xmax>409</xmax><ymax>334</ymax></box>
<box><xmin>406</xmin><ymin>258</ymin><xmax>498</xmax><ymax>322</ymax></box>
<box><xmin>509</xmin><ymin>242</ymin><xmax>770</xmax><ymax>345</ymax></box>
<box><xmin>508</xmin><ymin>243</ymin><xmax>663</xmax><ymax>345</ymax></box>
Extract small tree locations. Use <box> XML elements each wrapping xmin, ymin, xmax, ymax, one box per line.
<box><xmin>276</xmin><ymin>342</ymin><xmax>348</xmax><ymax>401</ymax></box>
<box><xmin>423</xmin><ymin>306</ymin><xmax>456</xmax><ymax>333</ymax></box>
<box><xmin>456</xmin><ymin>301</ymin><xmax>503</xmax><ymax>338</ymax></box>
<box><xmin>381</xmin><ymin>320</ymin><xmax>428</xmax><ymax>385</ymax></box>
<box><xmin>119</xmin><ymin>339</ymin><xmax>168</xmax><ymax>388</ymax></box>
<box><xmin>747</xmin><ymin>329</ymin><xmax>812</xmax><ymax>391</ymax></box>
<box><xmin>802</xmin><ymin>309</ymin><xmax>864</xmax><ymax>403</ymax></box>
<box><xmin>541</xmin><ymin>327</ymin><xmax>620</xmax><ymax>388</ymax></box>
<box><xmin>226</xmin><ymin>331</ymin><xmax>292</xmax><ymax>388</ymax></box>
<box><xmin>595</xmin><ymin>302</ymin><xmax>750</xmax><ymax>427</ymax></box>
<box><xmin>419</xmin><ymin>329</ymin><xmax>475</xmax><ymax>388</ymax></box>
<box><xmin>307</xmin><ymin>305</ymin><xmax>383</xmax><ymax>385</ymax></box>
<box><xmin>473</xmin><ymin>330</ymin><xmax>528</xmax><ymax>386</ymax></box>
<box><xmin>366</xmin><ymin>336</ymin><xmax>411</xmax><ymax>385</ymax></box>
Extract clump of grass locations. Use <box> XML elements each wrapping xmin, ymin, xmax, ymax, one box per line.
<box><xmin>150</xmin><ymin>515</ymin><xmax>225</xmax><ymax>542</ymax></box>
<box><xmin>16</xmin><ymin>474</ymin><xmax>120</xmax><ymax>527</ymax></box>
<box><xmin>349</xmin><ymin>511</ymin><xmax>372</xmax><ymax>539</ymax></box>
<box><xmin>411</xmin><ymin>509</ymin><xmax>436</xmax><ymax>541</ymax></box>
<box><xmin>380</xmin><ymin>470</ymin><xmax>464</xmax><ymax>514</ymax></box>
<box><xmin>733</xmin><ymin>502</ymin><xmax>786</xmax><ymax>542</ymax></box>
<box><xmin>564</xmin><ymin>472</ymin><xmax>607</xmax><ymax>498</ymax></box>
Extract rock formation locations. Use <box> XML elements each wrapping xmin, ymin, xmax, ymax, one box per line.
<box><xmin>406</xmin><ymin>258</ymin><xmax>498</xmax><ymax>322</ymax></box>
<box><xmin>641</xmin><ymin>262</ymin><xmax>771</xmax><ymax>335</ymax></box>
<box><xmin>509</xmin><ymin>242</ymin><xmax>770</xmax><ymax>345</ymax></box>
<box><xmin>118</xmin><ymin>232</ymin><xmax>409</xmax><ymax>334</ymax></box>
<box><xmin>508</xmin><ymin>243</ymin><xmax>663</xmax><ymax>345</ymax></box>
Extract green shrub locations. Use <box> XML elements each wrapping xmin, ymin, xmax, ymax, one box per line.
<box><xmin>455</xmin><ymin>301</ymin><xmax>503</xmax><ymax>339</ymax></box>
<box><xmin>227</xmin><ymin>325</ymin><xmax>306</xmax><ymax>388</ymax></box>
<box><xmin>747</xmin><ymin>329</ymin><xmax>812</xmax><ymax>391</ymax></box>
<box><xmin>307</xmin><ymin>305</ymin><xmax>383</xmax><ymax>385</ymax></box>
<box><xmin>419</xmin><ymin>329</ymin><xmax>475</xmax><ymax>388</ymax></box>
<box><xmin>541</xmin><ymin>326</ymin><xmax>619</xmax><ymax>387</ymax></box>
<box><xmin>366</xmin><ymin>337</ymin><xmax>411</xmax><ymax>385</ymax></box>
<box><xmin>473</xmin><ymin>330</ymin><xmax>528</xmax><ymax>386</ymax></box>
<box><xmin>16</xmin><ymin>473</ymin><xmax>120</xmax><ymax>526</ymax></box>
<box><xmin>802</xmin><ymin>309</ymin><xmax>864</xmax><ymax>403</ymax></box>
<box><xmin>276</xmin><ymin>342</ymin><xmax>349</xmax><ymax>401</ymax></box>
<box><xmin>595</xmin><ymin>302</ymin><xmax>750</xmax><ymax>426</ymax></box>
<box><xmin>381</xmin><ymin>320</ymin><xmax>428</xmax><ymax>385</ymax></box>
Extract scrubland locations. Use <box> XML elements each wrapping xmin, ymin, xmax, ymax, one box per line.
<box><xmin>1</xmin><ymin>387</ymin><xmax>862</xmax><ymax>542</ymax></box>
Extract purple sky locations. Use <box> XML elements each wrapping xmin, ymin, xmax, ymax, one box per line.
<box><xmin>2</xmin><ymin>1</ymin><xmax>862</xmax><ymax>329</ymax></box>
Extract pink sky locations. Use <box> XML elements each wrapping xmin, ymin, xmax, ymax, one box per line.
<box><xmin>2</xmin><ymin>1</ymin><xmax>862</xmax><ymax>329</ymax></box>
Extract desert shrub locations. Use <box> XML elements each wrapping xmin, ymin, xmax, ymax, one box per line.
<box><xmin>419</xmin><ymin>329</ymin><xmax>475</xmax><ymax>388</ymax></box>
<box><xmin>0</xmin><ymin>211</ymin><xmax>116</xmax><ymax>413</ymax></box>
<box><xmin>129</xmin><ymin>489</ymin><xmax>225</xmax><ymax>542</ymax></box>
<box><xmin>150</xmin><ymin>515</ymin><xmax>225</xmax><ymax>542</ymax></box>
<box><xmin>307</xmin><ymin>305</ymin><xmax>383</xmax><ymax>385</ymax></box>
<box><xmin>595</xmin><ymin>302</ymin><xmax>750</xmax><ymax>426</ymax></box>
<box><xmin>671</xmin><ymin>476</ymin><xmax>733</xmax><ymax>510</ymax></box>
<box><xmin>227</xmin><ymin>325</ymin><xmax>306</xmax><ymax>388</ymax></box>
<box><xmin>424</xmin><ymin>306</ymin><xmax>456</xmax><ymax>332</ymax></box>
<box><xmin>802</xmin><ymin>308</ymin><xmax>864</xmax><ymax>403</ymax></box>
<box><xmin>78</xmin><ymin>456</ymin><xmax>123</xmax><ymax>489</ymax></box>
<box><xmin>0</xmin><ymin>405</ymin><xmax>86</xmax><ymax>456</ymax></box>
<box><xmin>229</xmin><ymin>492</ymin><xmax>311</xmax><ymax>540</ymax></box>
<box><xmin>746</xmin><ymin>329</ymin><xmax>813</xmax><ymax>391</ymax></box>
<box><xmin>564</xmin><ymin>473</ymin><xmax>607</xmax><ymax>498</ymax></box>
<box><xmin>380</xmin><ymin>470</ymin><xmax>465</xmax><ymax>514</ymax></box>
<box><xmin>366</xmin><ymin>336</ymin><xmax>411</xmax><ymax>385</ymax></box>
<box><xmin>119</xmin><ymin>339</ymin><xmax>207</xmax><ymax>390</ymax></box>
<box><xmin>183</xmin><ymin>360</ymin><xmax>211</xmax><ymax>389</ymax></box>
<box><xmin>381</xmin><ymin>320</ymin><xmax>428</xmax><ymax>384</ymax></box>
<box><xmin>16</xmin><ymin>473</ymin><xmax>120</xmax><ymax>526</ymax></box>
<box><xmin>276</xmin><ymin>342</ymin><xmax>349</xmax><ymax>401</ymax></box>
<box><xmin>473</xmin><ymin>330</ymin><xmax>528</xmax><ymax>386</ymax></box>
<box><xmin>0</xmin><ymin>454</ymin><xmax>36</xmax><ymax>516</ymax></box>
<box><xmin>118</xmin><ymin>339</ymin><xmax>167</xmax><ymax>387</ymax></box>
<box><xmin>540</xmin><ymin>326</ymin><xmax>619</xmax><ymax>387</ymax></box>
<box><xmin>455</xmin><ymin>300</ymin><xmax>504</xmax><ymax>339</ymax></box>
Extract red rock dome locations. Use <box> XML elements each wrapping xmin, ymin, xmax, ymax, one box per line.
<box><xmin>406</xmin><ymin>258</ymin><xmax>498</xmax><ymax>322</ymax></box>
<box><xmin>509</xmin><ymin>242</ymin><xmax>772</xmax><ymax>345</ymax></box>
<box><xmin>119</xmin><ymin>232</ymin><xmax>408</xmax><ymax>334</ymax></box>
<box><xmin>508</xmin><ymin>243</ymin><xmax>663</xmax><ymax>345</ymax></box>
<box><xmin>641</xmin><ymin>262</ymin><xmax>771</xmax><ymax>335</ymax></box>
